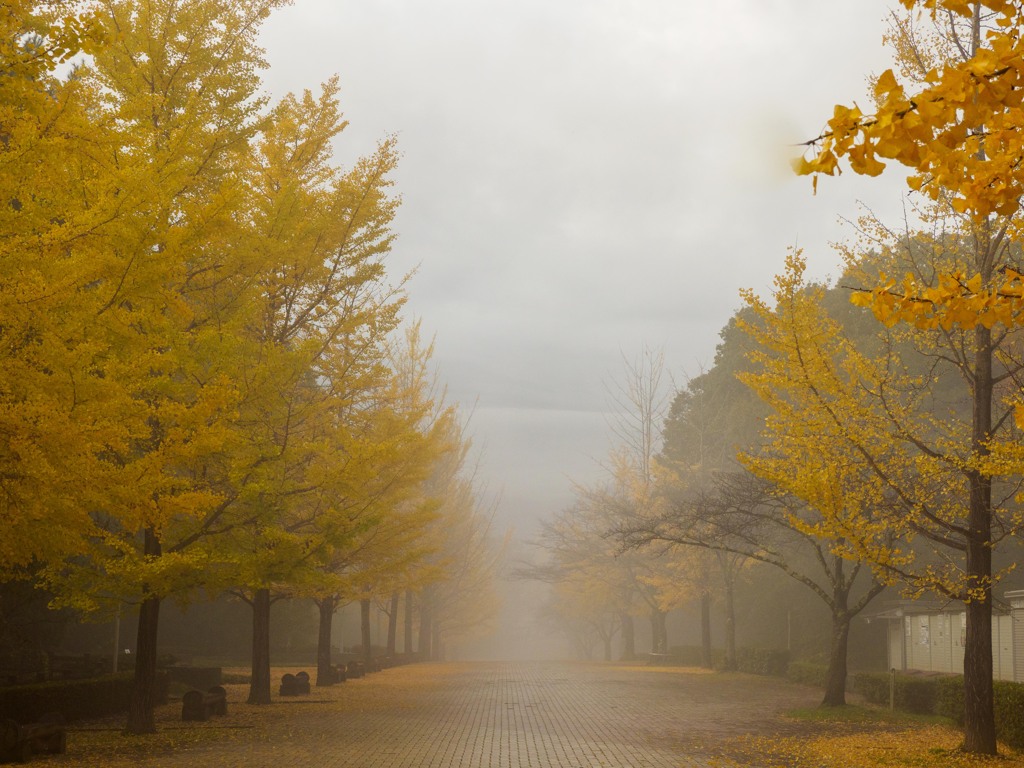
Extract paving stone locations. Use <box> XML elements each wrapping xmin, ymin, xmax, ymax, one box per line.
<box><xmin>70</xmin><ymin>661</ymin><xmax>822</xmax><ymax>767</ymax></box>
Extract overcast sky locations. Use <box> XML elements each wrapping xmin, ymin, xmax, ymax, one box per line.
<box><xmin>258</xmin><ymin>0</ymin><xmax>906</xmax><ymax>537</ymax></box>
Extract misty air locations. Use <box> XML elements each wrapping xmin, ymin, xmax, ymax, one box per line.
<box><xmin>3</xmin><ymin>1</ymin><xmax>1024</xmax><ymax>767</ymax></box>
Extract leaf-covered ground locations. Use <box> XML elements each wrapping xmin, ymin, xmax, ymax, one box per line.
<box><xmin>718</xmin><ymin>711</ymin><xmax>1024</xmax><ymax>768</ymax></box>
<box><xmin>28</xmin><ymin>663</ymin><xmax>1024</xmax><ymax>767</ymax></box>
<box><xmin>53</xmin><ymin>665</ymin><xmax>447</xmax><ymax>767</ymax></box>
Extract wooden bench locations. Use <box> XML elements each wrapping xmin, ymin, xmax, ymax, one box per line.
<box><xmin>181</xmin><ymin>685</ymin><xmax>228</xmax><ymax>721</ymax></box>
<box><xmin>0</xmin><ymin>712</ymin><xmax>66</xmax><ymax>763</ymax></box>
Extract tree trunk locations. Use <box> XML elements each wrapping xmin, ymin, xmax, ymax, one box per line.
<box><xmin>360</xmin><ymin>598</ymin><xmax>373</xmax><ymax>670</ymax></box>
<box><xmin>820</xmin><ymin>555</ymin><xmax>852</xmax><ymax>706</ymax></box>
<box><xmin>387</xmin><ymin>592</ymin><xmax>399</xmax><ymax>656</ymax></box>
<box><xmin>315</xmin><ymin>597</ymin><xmax>336</xmax><ymax>687</ymax></box>
<box><xmin>962</xmin><ymin>318</ymin><xmax>996</xmax><ymax>753</ymax></box>
<box><xmin>723</xmin><ymin>578</ymin><xmax>737</xmax><ymax>671</ymax></box>
<box><xmin>620</xmin><ymin>613</ymin><xmax>635</xmax><ymax>660</ymax></box>
<box><xmin>700</xmin><ymin>592</ymin><xmax>713</xmax><ymax>669</ymax></box>
<box><xmin>603</xmin><ymin>634</ymin><xmax>612</xmax><ymax>662</ymax></box>
<box><xmin>404</xmin><ymin>589</ymin><xmax>414</xmax><ymax>656</ymax></box>
<box><xmin>964</xmin><ymin>579</ymin><xmax>995</xmax><ymax>753</ymax></box>
<box><xmin>432</xmin><ymin>620</ymin><xmax>442</xmax><ymax>661</ymax></box>
<box><xmin>649</xmin><ymin>609</ymin><xmax>667</xmax><ymax>654</ymax></box>
<box><xmin>248</xmin><ymin>589</ymin><xmax>272</xmax><ymax>704</ymax></box>
<box><xmin>419</xmin><ymin>591</ymin><xmax>433</xmax><ymax>660</ymax></box>
<box><xmin>126</xmin><ymin>528</ymin><xmax>161</xmax><ymax>734</ymax></box>
<box><xmin>822</xmin><ymin>610</ymin><xmax>851</xmax><ymax>707</ymax></box>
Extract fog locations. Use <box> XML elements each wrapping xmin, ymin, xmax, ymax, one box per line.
<box><xmin>0</xmin><ymin>0</ymin><xmax>950</xmax><ymax>694</ymax></box>
<box><xmin>256</xmin><ymin>0</ymin><xmax>908</xmax><ymax>538</ymax></box>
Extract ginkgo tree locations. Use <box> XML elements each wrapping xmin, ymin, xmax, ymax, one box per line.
<box><xmin>0</xmin><ymin>0</ymin><xmax>484</xmax><ymax>740</ymax></box>
<box><xmin>618</xmin><ymin>326</ymin><xmax>887</xmax><ymax>701</ymax></box>
<box><xmin>793</xmin><ymin>1</ymin><xmax>1024</xmax><ymax>753</ymax></box>
<box><xmin>733</xmin><ymin>254</ymin><xmax>915</xmax><ymax>705</ymax></box>
<box><xmin>0</xmin><ymin>1</ymin><xmax>125</xmax><ymax>577</ymax></box>
<box><xmin>391</xmin><ymin>383</ymin><xmax>507</xmax><ymax>663</ymax></box>
<box><xmin>305</xmin><ymin>325</ymin><xmax>448</xmax><ymax>684</ymax></box>
<box><xmin>743</xmin><ymin>244</ymin><xmax>1024</xmax><ymax>746</ymax></box>
<box><xmin>528</xmin><ymin>496</ymin><xmax>648</xmax><ymax>659</ymax></box>
<box><xmin>797</xmin><ymin>1</ymin><xmax>1024</xmax><ymax>220</ymax></box>
<box><xmin>2</xmin><ymin>0</ymin><xmax>422</xmax><ymax>732</ymax></box>
<box><xmin>13</xmin><ymin>0</ymin><xmax>286</xmax><ymax>733</ymax></box>
<box><xmin>201</xmin><ymin>80</ymin><xmax>413</xmax><ymax>706</ymax></box>
<box><xmin>529</xmin><ymin>349</ymin><xmax>682</xmax><ymax>660</ymax></box>
<box><xmin>602</xmin><ymin>348</ymin><xmax>677</xmax><ymax>653</ymax></box>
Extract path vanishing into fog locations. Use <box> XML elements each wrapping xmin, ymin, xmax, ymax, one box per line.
<box><xmin>71</xmin><ymin>662</ymin><xmax>825</xmax><ymax>767</ymax></box>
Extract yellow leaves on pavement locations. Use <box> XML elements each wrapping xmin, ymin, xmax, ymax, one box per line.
<box><xmin>729</xmin><ymin>723</ymin><xmax>1024</xmax><ymax>768</ymax></box>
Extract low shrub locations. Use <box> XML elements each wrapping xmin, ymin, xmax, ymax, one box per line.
<box><xmin>704</xmin><ymin>647</ymin><xmax>789</xmax><ymax>676</ymax></box>
<box><xmin>165</xmin><ymin>666</ymin><xmax>222</xmax><ymax>690</ymax></box>
<box><xmin>788</xmin><ymin>661</ymin><xmax>829</xmax><ymax>689</ymax></box>
<box><xmin>662</xmin><ymin>646</ymin><xmax>790</xmax><ymax>677</ymax></box>
<box><xmin>0</xmin><ymin>672</ymin><xmax>168</xmax><ymax>723</ymax></box>
<box><xmin>994</xmin><ymin>679</ymin><xmax>1024</xmax><ymax>748</ymax></box>
<box><xmin>734</xmin><ymin>648</ymin><xmax>789</xmax><ymax>677</ymax></box>
<box><xmin>867</xmin><ymin>674</ymin><xmax>1024</xmax><ymax>748</ymax></box>
<box><xmin>896</xmin><ymin>676</ymin><xmax>941</xmax><ymax>714</ymax></box>
<box><xmin>934</xmin><ymin>675</ymin><xmax>963</xmax><ymax>723</ymax></box>
<box><xmin>853</xmin><ymin>671</ymin><xmax>944</xmax><ymax>714</ymax></box>
<box><xmin>852</xmin><ymin>671</ymin><xmax>891</xmax><ymax>707</ymax></box>
<box><xmin>666</xmin><ymin>646</ymin><xmax>708</xmax><ymax>666</ymax></box>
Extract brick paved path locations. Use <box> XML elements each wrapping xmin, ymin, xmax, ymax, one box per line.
<box><xmin>69</xmin><ymin>662</ymin><xmax>823</xmax><ymax>767</ymax></box>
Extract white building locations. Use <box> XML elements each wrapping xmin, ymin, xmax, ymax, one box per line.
<box><xmin>874</xmin><ymin>590</ymin><xmax>1024</xmax><ymax>681</ymax></box>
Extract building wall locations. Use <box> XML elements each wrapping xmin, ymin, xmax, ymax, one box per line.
<box><xmin>905</xmin><ymin>613</ymin><xmax>962</xmax><ymax>674</ymax></box>
<box><xmin>888</xmin><ymin>608</ymin><xmax>1019</xmax><ymax>681</ymax></box>
<box><xmin>887</xmin><ymin>620</ymin><xmax>904</xmax><ymax>671</ymax></box>
<box><xmin>995</xmin><ymin>614</ymin><xmax>1015</xmax><ymax>681</ymax></box>
<box><xmin>1014</xmin><ymin>610</ymin><xmax>1024</xmax><ymax>682</ymax></box>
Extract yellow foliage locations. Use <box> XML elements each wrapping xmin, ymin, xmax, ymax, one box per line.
<box><xmin>738</xmin><ymin>250</ymin><xmax>1011</xmax><ymax>598</ymax></box>
<box><xmin>804</xmin><ymin>2</ymin><xmax>1024</xmax><ymax>222</ymax></box>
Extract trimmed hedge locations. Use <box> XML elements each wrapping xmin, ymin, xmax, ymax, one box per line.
<box><xmin>732</xmin><ymin>647</ymin><xmax>789</xmax><ymax>676</ymax></box>
<box><xmin>993</xmin><ymin>680</ymin><xmax>1024</xmax><ymax>748</ymax></box>
<box><xmin>935</xmin><ymin>675</ymin><xmax>963</xmax><ymax>723</ymax></box>
<box><xmin>787</xmin><ymin>661</ymin><xmax>829</xmax><ymax>689</ymax></box>
<box><xmin>166</xmin><ymin>666</ymin><xmax>221</xmax><ymax>690</ymax></box>
<box><xmin>0</xmin><ymin>672</ymin><xmax>168</xmax><ymax>723</ymax></box>
<box><xmin>936</xmin><ymin>677</ymin><xmax>1024</xmax><ymax>749</ymax></box>
<box><xmin>666</xmin><ymin>646</ymin><xmax>709</xmax><ymax>666</ymax></box>
<box><xmin>853</xmin><ymin>672</ymin><xmax>1024</xmax><ymax>748</ymax></box>
<box><xmin>664</xmin><ymin>645</ymin><xmax>790</xmax><ymax>675</ymax></box>
<box><xmin>853</xmin><ymin>671</ymin><xmax>944</xmax><ymax>714</ymax></box>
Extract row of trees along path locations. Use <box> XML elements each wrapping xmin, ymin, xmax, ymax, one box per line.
<box><xmin>1</xmin><ymin>0</ymin><xmax>504</xmax><ymax>736</ymax></box>
<box><xmin>530</xmin><ymin>3</ymin><xmax>1024</xmax><ymax>758</ymax></box>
